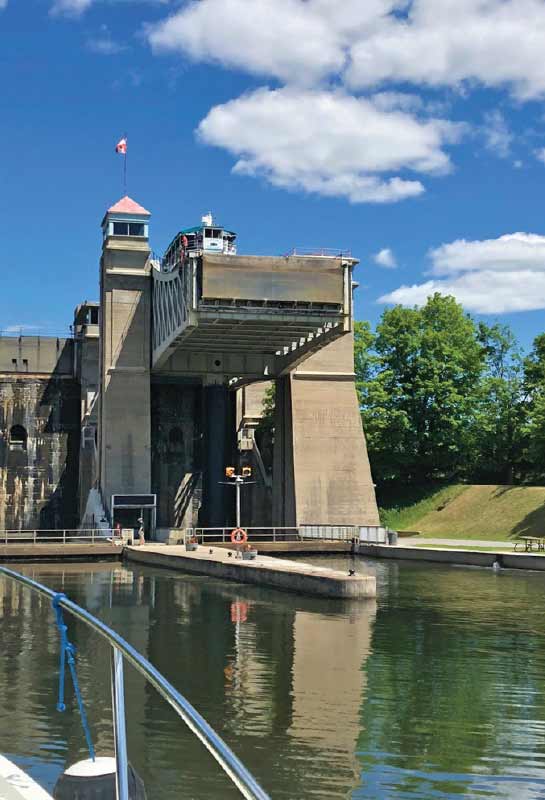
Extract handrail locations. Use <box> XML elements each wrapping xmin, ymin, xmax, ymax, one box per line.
<box><xmin>0</xmin><ymin>529</ymin><xmax>119</xmax><ymax>545</ymax></box>
<box><xmin>0</xmin><ymin>566</ymin><xmax>270</xmax><ymax>800</ymax></box>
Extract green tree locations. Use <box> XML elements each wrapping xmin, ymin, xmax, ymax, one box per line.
<box><xmin>469</xmin><ymin>322</ymin><xmax>528</xmax><ymax>484</ymax></box>
<box><xmin>524</xmin><ymin>333</ymin><xmax>545</xmax><ymax>481</ymax></box>
<box><xmin>357</xmin><ymin>294</ymin><xmax>484</xmax><ymax>484</ymax></box>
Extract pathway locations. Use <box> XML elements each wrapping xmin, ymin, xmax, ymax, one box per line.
<box><xmin>401</xmin><ymin>537</ymin><xmax>515</xmax><ymax>549</ymax></box>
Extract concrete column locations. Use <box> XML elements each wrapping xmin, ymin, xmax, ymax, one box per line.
<box><xmin>272</xmin><ymin>333</ymin><xmax>379</xmax><ymax>527</ymax></box>
<box><xmin>98</xmin><ymin>226</ymin><xmax>152</xmax><ymax>514</ymax></box>
<box><xmin>272</xmin><ymin>376</ymin><xmax>296</xmax><ymax>527</ymax></box>
<box><xmin>201</xmin><ymin>382</ymin><xmax>230</xmax><ymax>528</ymax></box>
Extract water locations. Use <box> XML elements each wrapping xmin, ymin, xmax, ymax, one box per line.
<box><xmin>2</xmin><ymin>557</ymin><xmax>545</xmax><ymax>799</ymax></box>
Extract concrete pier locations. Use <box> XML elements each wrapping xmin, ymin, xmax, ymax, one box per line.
<box><xmin>359</xmin><ymin>543</ymin><xmax>545</xmax><ymax>572</ymax></box>
<box><xmin>0</xmin><ymin>543</ymin><xmax>122</xmax><ymax>561</ymax></box>
<box><xmin>125</xmin><ymin>544</ymin><xmax>376</xmax><ymax>599</ymax></box>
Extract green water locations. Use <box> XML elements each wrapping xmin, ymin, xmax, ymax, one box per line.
<box><xmin>1</xmin><ymin>557</ymin><xmax>545</xmax><ymax>799</ymax></box>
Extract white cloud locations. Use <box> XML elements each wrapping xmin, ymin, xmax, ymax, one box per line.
<box><xmin>346</xmin><ymin>0</ymin><xmax>545</xmax><ymax>100</ymax></box>
<box><xmin>149</xmin><ymin>0</ymin><xmax>342</xmax><ymax>84</ymax></box>
<box><xmin>148</xmin><ymin>0</ymin><xmax>398</xmax><ymax>85</ymax></box>
<box><xmin>373</xmin><ymin>248</ymin><xmax>397</xmax><ymax>268</ymax></box>
<box><xmin>380</xmin><ymin>271</ymin><xmax>545</xmax><ymax>314</ymax></box>
<box><xmin>87</xmin><ymin>26</ymin><xmax>127</xmax><ymax>54</ymax></box>
<box><xmin>144</xmin><ymin>0</ymin><xmax>545</xmax><ymax>204</ymax></box>
<box><xmin>380</xmin><ymin>232</ymin><xmax>545</xmax><ymax>313</ymax></box>
<box><xmin>430</xmin><ymin>233</ymin><xmax>545</xmax><ymax>275</ymax></box>
<box><xmin>51</xmin><ymin>0</ymin><xmax>92</xmax><ymax>13</ymax></box>
<box><xmin>197</xmin><ymin>87</ymin><xmax>464</xmax><ymax>204</ymax></box>
<box><xmin>535</xmin><ymin>148</ymin><xmax>545</xmax><ymax>164</ymax></box>
<box><xmin>482</xmin><ymin>110</ymin><xmax>512</xmax><ymax>158</ymax></box>
<box><xmin>148</xmin><ymin>0</ymin><xmax>545</xmax><ymax>100</ymax></box>
<box><xmin>0</xmin><ymin>0</ymin><xmax>8</xmax><ymax>8</ymax></box>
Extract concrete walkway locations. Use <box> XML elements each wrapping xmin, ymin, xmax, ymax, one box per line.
<box><xmin>125</xmin><ymin>544</ymin><xmax>376</xmax><ymax>599</ymax></box>
<box><xmin>0</xmin><ymin>542</ymin><xmax>123</xmax><ymax>561</ymax></box>
<box><xmin>402</xmin><ymin>537</ymin><xmax>516</xmax><ymax>549</ymax></box>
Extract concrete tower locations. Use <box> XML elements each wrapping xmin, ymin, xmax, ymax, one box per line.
<box><xmin>98</xmin><ymin>197</ymin><xmax>152</xmax><ymax>517</ymax></box>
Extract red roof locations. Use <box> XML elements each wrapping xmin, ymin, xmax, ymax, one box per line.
<box><xmin>107</xmin><ymin>196</ymin><xmax>150</xmax><ymax>216</ymax></box>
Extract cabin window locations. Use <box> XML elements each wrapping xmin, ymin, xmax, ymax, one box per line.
<box><xmin>112</xmin><ymin>222</ymin><xmax>145</xmax><ymax>236</ymax></box>
<box><xmin>204</xmin><ymin>228</ymin><xmax>222</xmax><ymax>239</ymax></box>
<box><xmin>9</xmin><ymin>425</ymin><xmax>27</xmax><ymax>451</ymax></box>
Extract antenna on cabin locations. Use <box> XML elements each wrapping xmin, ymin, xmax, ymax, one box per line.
<box><xmin>202</xmin><ymin>212</ymin><xmax>213</xmax><ymax>226</ymax></box>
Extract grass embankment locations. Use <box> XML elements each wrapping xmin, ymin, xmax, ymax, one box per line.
<box><xmin>379</xmin><ymin>484</ymin><xmax>545</xmax><ymax>541</ymax></box>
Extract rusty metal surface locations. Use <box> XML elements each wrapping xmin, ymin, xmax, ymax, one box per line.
<box><xmin>202</xmin><ymin>255</ymin><xmax>345</xmax><ymax>304</ymax></box>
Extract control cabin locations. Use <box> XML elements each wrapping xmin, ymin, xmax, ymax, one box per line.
<box><xmin>162</xmin><ymin>213</ymin><xmax>237</xmax><ymax>270</ymax></box>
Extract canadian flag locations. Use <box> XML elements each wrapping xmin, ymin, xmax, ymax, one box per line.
<box><xmin>115</xmin><ymin>137</ymin><xmax>127</xmax><ymax>155</ymax></box>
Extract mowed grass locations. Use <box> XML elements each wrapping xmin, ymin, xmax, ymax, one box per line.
<box><xmin>380</xmin><ymin>484</ymin><xmax>545</xmax><ymax>541</ymax></box>
<box><xmin>379</xmin><ymin>484</ymin><xmax>468</xmax><ymax>532</ymax></box>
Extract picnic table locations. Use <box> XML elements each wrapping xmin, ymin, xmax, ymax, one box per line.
<box><xmin>514</xmin><ymin>536</ymin><xmax>545</xmax><ymax>552</ymax></box>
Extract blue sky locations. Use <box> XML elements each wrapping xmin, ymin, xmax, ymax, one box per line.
<box><xmin>2</xmin><ymin>0</ymin><xmax>545</xmax><ymax>351</ymax></box>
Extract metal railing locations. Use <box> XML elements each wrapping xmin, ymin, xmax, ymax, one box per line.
<box><xmin>0</xmin><ymin>529</ymin><xmax>119</xmax><ymax>545</ymax></box>
<box><xmin>175</xmin><ymin>527</ymin><xmax>300</xmax><ymax>544</ymax></box>
<box><xmin>169</xmin><ymin>526</ymin><xmax>386</xmax><ymax>544</ymax></box>
<box><xmin>288</xmin><ymin>247</ymin><xmax>352</xmax><ymax>259</ymax></box>
<box><xmin>0</xmin><ymin>566</ymin><xmax>270</xmax><ymax>800</ymax></box>
<box><xmin>0</xmin><ymin>329</ymin><xmax>74</xmax><ymax>339</ymax></box>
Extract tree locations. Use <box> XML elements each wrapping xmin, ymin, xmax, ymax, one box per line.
<box><xmin>524</xmin><ymin>333</ymin><xmax>545</xmax><ymax>481</ymax></box>
<box><xmin>357</xmin><ymin>294</ymin><xmax>485</xmax><ymax>484</ymax></box>
<box><xmin>468</xmin><ymin>322</ymin><xmax>528</xmax><ymax>484</ymax></box>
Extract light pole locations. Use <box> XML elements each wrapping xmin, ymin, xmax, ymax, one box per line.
<box><xmin>222</xmin><ymin>466</ymin><xmax>254</xmax><ymax>531</ymax></box>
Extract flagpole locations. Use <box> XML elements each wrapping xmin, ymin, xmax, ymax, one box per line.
<box><xmin>123</xmin><ymin>132</ymin><xmax>127</xmax><ymax>193</ymax></box>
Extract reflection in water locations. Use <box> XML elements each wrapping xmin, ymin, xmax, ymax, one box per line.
<box><xmin>0</xmin><ymin>561</ymin><xmax>376</xmax><ymax>799</ymax></box>
<box><xmin>353</xmin><ymin>561</ymin><xmax>545</xmax><ymax>800</ymax></box>
<box><xmin>3</xmin><ymin>559</ymin><xmax>545</xmax><ymax>798</ymax></box>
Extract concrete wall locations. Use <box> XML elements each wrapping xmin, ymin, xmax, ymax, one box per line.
<box><xmin>0</xmin><ymin>337</ymin><xmax>73</xmax><ymax>374</ymax></box>
<box><xmin>74</xmin><ymin>318</ymin><xmax>100</xmax><ymax>520</ymax></box>
<box><xmin>273</xmin><ymin>333</ymin><xmax>379</xmax><ymax>527</ymax></box>
<box><xmin>151</xmin><ymin>380</ymin><xmax>203</xmax><ymax>528</ymax></box>
<box><xmin>0</xmin><ymin>374</ymin><xmax>80</xmax><ymax>530</ymax></box>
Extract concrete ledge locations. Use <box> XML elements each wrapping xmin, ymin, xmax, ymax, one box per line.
<box><xmin>358</xmin><ymin>544</ymin><xmax>545</xmax><ymax>571</ymax></box>
<box><xmin>125</xmin><ymin>545</ymin><xmax>376</xmax><ymax>599</ymax></box>
<box><xmin>0</xmin><ymin>544</ymin><xmax>123</xmax><ymax>561</ymax></box>
<box><xmin>213</xmin><ymin>541</ymin><xmax>352</xmax><ymax>554</ymax></box>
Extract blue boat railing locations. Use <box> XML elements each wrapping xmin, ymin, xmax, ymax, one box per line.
<box><xmin>0</xmin><ymin>566</ymin><xmax>270</xmax><ymax>800</ymax></box>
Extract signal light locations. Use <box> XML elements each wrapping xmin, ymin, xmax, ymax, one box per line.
<box><xmin>225</xmin><ymin>467</ymin><xmax>235</xmax><ymax>478</ymax></box>
<box><xmin>242</xmin><ymin>467</ymin><xmax>252</xmax><ymax>478</ymax></box>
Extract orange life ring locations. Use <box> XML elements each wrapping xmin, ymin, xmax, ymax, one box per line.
<box><xmin>230</xmin><ymin>601</ymin><xmax>248</xmax><ymax>624</ymax></box>
<box><xmin>230</xmin><ymin>527</ymin><xmax>248</xmax><ymax>544</ymax></box>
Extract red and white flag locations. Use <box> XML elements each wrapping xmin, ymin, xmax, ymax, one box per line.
<box><xmin>115</xmin><ymin>137</ymin><xmax>127</xmax><ymax>155</ymax></box>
